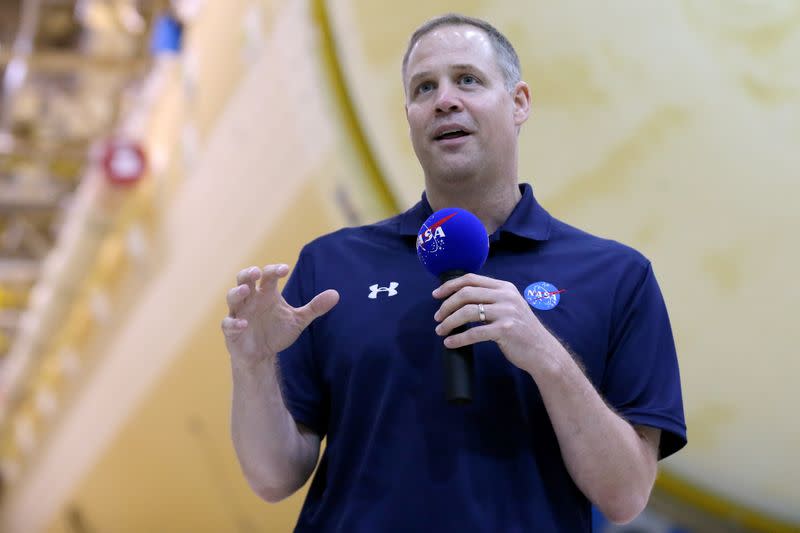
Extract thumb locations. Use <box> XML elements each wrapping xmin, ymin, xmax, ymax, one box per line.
<box><xmin>296</xmin><ymin>289</ymin><xmax>340</xmax><ymax>329</ymax></box>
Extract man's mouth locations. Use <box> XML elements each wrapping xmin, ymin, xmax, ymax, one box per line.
<box><xmin>434</xmin><ymin>129</ymin><xmax>470</xmax><ymax>141</ymax></box>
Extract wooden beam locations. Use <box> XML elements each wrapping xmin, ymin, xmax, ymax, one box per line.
<box><xmin>0</xmin><ymin>258</ymin><xmax>39</xmax><ymax>283</ymax></box>
<box><xmin>0</xmin><ymin>49</ymin><xmax>149</xmax><ymax>74</ymax></box>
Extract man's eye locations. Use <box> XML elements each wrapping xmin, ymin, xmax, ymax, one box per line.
<box><xmin>460</xmin><ymin>75</ymin><xmax>477</xmax><ymax>85</ymax></box>
<box><xmin>418</xmin><ymin>82</ymin><xmax>434</xmax><ymax>94</ymax></box>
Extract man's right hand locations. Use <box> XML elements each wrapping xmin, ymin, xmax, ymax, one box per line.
<box><xmin>221</xmin><ymin>264</ymin><xmax>339</xmax><ymax>367</ymax></box>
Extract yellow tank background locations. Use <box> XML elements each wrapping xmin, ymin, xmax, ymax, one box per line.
<box><xmin>0</xmin><ymin>0</ymin><xmax>791</xmax><ymax>531</ymax></box>
<box><xmin>327</xmin><ymin>0</ymin><xmax>800</xmax><ymax>525</ymax></box>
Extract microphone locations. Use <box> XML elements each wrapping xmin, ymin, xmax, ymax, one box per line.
<box><xmin>417</xmin><ymin>208</ymin><xmax>489</xmax><ymax>404</ymax></box>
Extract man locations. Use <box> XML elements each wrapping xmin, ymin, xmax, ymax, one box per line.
<box><xmin>222</xmin><ymin>13</ymin><xmax>686</xmax><ymax>532</ymax></box>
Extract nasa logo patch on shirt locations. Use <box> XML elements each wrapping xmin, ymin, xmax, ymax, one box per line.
<box><xmin>524</xmin><ymin>281</ymin><xmax>564</xmax><ymax>311</ymax></box>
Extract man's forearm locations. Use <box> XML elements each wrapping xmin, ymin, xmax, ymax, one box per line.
<box><xmin>521</xmin><ymin>331</ymin><xmax>658</xmax><ymax>524</ymax></box>
<box><xmin>230</xmin><ymin>355</ymin><xmax>318</xmax><ymax>502</ymax></box>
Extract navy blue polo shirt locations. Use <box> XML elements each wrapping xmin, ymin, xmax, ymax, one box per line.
<box><xmin>277</xmin><ymin>183</ymin><xmax>686</xmax><ymax>532</ymax></box>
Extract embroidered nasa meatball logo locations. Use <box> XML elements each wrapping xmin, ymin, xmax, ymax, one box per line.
<box><xmin>524</xmin><ymin>282</ymin><xmax>564</xmax><ymax>311</ymax></box>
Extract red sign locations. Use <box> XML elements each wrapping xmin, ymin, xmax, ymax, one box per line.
<box><xmin>102</xmin><ymin>140</ymin><xmax>147</xmax><ymax>186</ymax></box>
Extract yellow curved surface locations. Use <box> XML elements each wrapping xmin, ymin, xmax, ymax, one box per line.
<box><xmin>323</xmin><ymin>0</ymin><xmax>800</xmax><ymax>527</ymax></box>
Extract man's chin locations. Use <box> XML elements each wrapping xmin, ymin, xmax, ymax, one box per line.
<box><xmin>427</xmin><ymin>165</ymin><xmax>479</xmax><ymax>184</ymax></box>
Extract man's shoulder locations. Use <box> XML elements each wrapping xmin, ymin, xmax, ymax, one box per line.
<box><xmin>300</xmin><ymin>212</ymin><xmax>407</xmax><ymax>255</ymax></box>
<box><xmin>548</xmin><ymin>215</ymin><xmax>651</xmax><ymax>271</ymax></box>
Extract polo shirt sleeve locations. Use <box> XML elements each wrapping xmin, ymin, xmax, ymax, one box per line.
<box><xmin>601</xmin><ymin>260</ymin><xmax>687</xmax><ymax>459</ymax></box>
<box><xmin>276</xmin><ymin>246</ymin><xmax>329</xmax><ymax>438</ymax></box>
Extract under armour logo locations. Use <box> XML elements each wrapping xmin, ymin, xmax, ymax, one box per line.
<box><xmin>368</xmin><ymin>282</ymin><xmax>399</xmax><ymax>299</ymax></box>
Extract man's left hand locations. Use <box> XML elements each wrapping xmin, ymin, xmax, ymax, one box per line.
<box><xmin>432</xmin><ymin>273</ymin><xmax>547</xmax><ymax>372</ymax></box>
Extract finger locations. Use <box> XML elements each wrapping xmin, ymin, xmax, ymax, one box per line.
<box><xmin>258</xmin><ymin>264</ymin><xmax>290</xmax><ymax>294</ymax></box>
<box><xmin>295</xmin><ymin>289</ymin><xmax>340</xmax><ymax>330</ymax></box>
<box><xmin>443</xmin><ymin>324</ymin><xmax>492</xmax><ymax>349</ymax></box>
<box><xmin>436</xmin><ymin>302</ymin><xmax>494</xmax><ymax>336</ymax></box>
<box><xmin>432</xmin><ymin>273</ymin><xmax>502</xmax><ymax>299</ymax></box>
<box><xmin>434</xmin><ymin>286</ymin><xmax>497</xmax><ymax>322</ymax></box>
<box><xmin>221</xmin><ymin>316</ymin><xmax>248</xmax><ymax>336</ymax></box>
<box><xmin>236</xmin><ymin>266</ymin><xmax>262</xmax><ymax>290</ymax></box>
<box><xmin>226</xmin><ymin>284</ymin><xmax>251</xmax><ymax>316</ymax></box>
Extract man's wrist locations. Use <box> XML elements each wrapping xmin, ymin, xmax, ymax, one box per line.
<box><xmin>231</xmin><ymin>351</ymin><xmax>277</xmax><ymax>377</ymax></box>
<box><xmin>521</xmin><ymin>325</ymin><xmax>572</xmax><ymax>381</ymax></box>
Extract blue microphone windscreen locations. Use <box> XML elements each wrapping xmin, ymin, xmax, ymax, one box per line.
<box><xmin>417</xmin><ymin>208</ymin><xmax>489</xmax><ymax>277</ymax></box>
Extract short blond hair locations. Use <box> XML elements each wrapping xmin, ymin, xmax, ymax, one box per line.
<box><xmin>402</xmin><ymin>13</ymin><xmax>522</xmax><ymax>92</ymax></box>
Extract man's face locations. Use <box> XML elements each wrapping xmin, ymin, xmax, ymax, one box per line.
<box><xmin>404</xmin><ymin>25</ymin><xmax>528</xmax><ymax>183</ymax></box>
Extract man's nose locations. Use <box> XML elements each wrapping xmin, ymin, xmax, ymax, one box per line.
<box><xmin>435</xmin><ymin>84</ymin><xmax>463</xmax><ymax>113</ymax></box>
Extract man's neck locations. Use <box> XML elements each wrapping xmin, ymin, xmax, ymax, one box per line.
<box><xmin>425</xmin><ymin>179</ymin><xmax>522</xmax><ymax>235</ymax></box>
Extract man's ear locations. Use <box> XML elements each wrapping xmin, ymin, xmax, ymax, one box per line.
<box><xmin>405</xmin><ymin>103</ymin><xmax>413</xmax><ymax>141</ymax></box>
<box><xmin>512</xmin><ymin>81</ymin><xmax>532</xmax><ymax>126</ymax></box>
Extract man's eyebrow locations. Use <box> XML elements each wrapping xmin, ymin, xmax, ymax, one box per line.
<box><xmin>408</xmin><ymin>64</ymin><xmax>485</xmax><ymax>86</ymax></box>
<box><xmin>408</xmin><ymin>70</ymin><xmax>433</xmax><ymax>87</ymax></box>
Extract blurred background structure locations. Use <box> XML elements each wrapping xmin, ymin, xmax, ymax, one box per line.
<box><xmin>0</xmin><ymin>0</ymin><xmax>797</xmax><ymax>532</ymax></box>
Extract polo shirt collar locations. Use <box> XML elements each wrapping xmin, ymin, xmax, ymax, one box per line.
<box><xmin>398</xmin><ymin>183</ymin><xmax>552</xmax><ymax>241</ymax></box>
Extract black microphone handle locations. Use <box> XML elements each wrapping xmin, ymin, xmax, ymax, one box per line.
<box><xmin>439</xmin><ymin>270</ymin><xmax>473</xmax><ymax>404</ymax></box>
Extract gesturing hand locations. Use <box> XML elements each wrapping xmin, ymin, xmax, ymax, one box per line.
<box><xmin>432</xmin><ymin>273</ymin><xmax>546</xmax><ymax>372</ymax></box>
<box><xmin>221</xmin><ymin>264</ymin><xmax>339</xmax><ymax>367</ymax></box>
